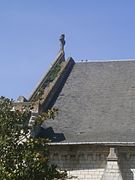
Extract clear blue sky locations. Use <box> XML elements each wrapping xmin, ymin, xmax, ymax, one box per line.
<box><xmin>0</xmin><ymin>0</ymin><xmax>135</xmax><ymax>100</ymax></box>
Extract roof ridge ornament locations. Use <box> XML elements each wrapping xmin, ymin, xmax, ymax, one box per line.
<box><xmin>59</xmin><ymin>34</ymin><xmax>65</xmax><ymax>52</ymax></box>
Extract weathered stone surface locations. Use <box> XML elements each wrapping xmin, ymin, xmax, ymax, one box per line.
<box><xmin>49</xmin><ymin>145</ymin><xmax>135</xmax><ymax>180</ymax></box>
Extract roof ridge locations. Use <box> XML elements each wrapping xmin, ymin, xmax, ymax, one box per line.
<box><xmin>76</xmin><ymin>59</ymin><xmax>135</xmax><ymax>63</ymax></box>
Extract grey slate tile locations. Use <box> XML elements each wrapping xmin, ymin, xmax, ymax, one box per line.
<box><xmin>42</xmin><ymin>61</ymin><xmax>135</xmax><ymax>142</ymax></box>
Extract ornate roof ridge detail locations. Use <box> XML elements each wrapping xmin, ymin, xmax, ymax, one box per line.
<box><xmin>28</xmin><ymin>35</ymin><xmax>67</xmax><ymax>102</ymax></box>
<box><xmin>59</xmin><ymin>34</ymin><xmax>65</xmax><ymax>52</ymax></box>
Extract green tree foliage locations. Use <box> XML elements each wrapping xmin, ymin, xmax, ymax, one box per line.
<box><xmin>0</xmin><ymin>97</ymin><xmax>67</xmax><ymax>180</ymax></box>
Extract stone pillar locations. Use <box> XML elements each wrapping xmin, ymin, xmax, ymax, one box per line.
<box><xmin>28</xmin><ymin>103</ymin><xmax>41</xmax><ymax>137</ymax></box>
<box><xmin>101</xmin><ymin>147</ymin><xmax>123</xmax><ymax>180</ymax></box>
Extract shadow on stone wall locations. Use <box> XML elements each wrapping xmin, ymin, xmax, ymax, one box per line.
<box><xmin>49</xmin><ymin>145</ymin><xmax>110</xmax><ymax>180</ymax></box>
<box><xmin>50</xmin><ymin>145</ymin><xmax>109</xmax><ymax>170</ymax></box>
<box><xmin>49</xmin><ymin>146</ymin><xmax>135</xmax><ymax>180</ymax></box>
<box><xmin>119</xmin><ymin>152</ymin><xmax>134</xmax><ymax>180</ymax></box>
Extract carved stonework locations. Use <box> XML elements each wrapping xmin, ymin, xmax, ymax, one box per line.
<box><xmin>59</xmin><ymin>34</ymin><xmax>65</xmax><ymax>51</ymax></box>
<box><xmin>101</xmin><ymin>147</ymin><xmax>123</xmax><ymax>180</ymax></box>
<box><xmin>107</xmin><ymin>147</ymin><xmax>118</xmax><ymax>161</ymax></box>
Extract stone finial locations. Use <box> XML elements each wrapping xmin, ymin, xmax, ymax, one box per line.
<box><xmin>101</xmin><ymin>147</ymin><xmax>123</xmax><ymax>180</ymax></box>
<box><xmin>17</xmin><ymin>96</ymin><xmax>27</xmax><ymax>102</ymax></box>
<box><xmin>59</xmin><ymin>34</ymin><xmax>65</xmax><ymax>51</ymax></box>
<box><xmin>107</xmin><ymin>147</ymin><xmax>118</xmax><ymax>161</ymax></box>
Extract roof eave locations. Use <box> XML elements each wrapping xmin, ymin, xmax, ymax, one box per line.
<box><xmin>49</xmin><ymin>141</ymin><xmax>135</xmax><ymax>146</ymax></box>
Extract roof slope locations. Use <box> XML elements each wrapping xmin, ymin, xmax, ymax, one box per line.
<box><xmin>42</xmin><ymin>60</ymin><xmax>135</xmax><ymax>143</ymax></box>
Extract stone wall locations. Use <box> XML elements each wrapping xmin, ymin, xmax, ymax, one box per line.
<box><xmin>49</xmin><ymin>144</ymin><xmax>135</xmax><ymax>180</ymax></box>
<box><xmin>118</xmin><ymin>147</ymin><xmax>135</xmax><ymax>180</ymax></box>
<box><xmin>49</xmin><ymin>144</ymin><xmax>109</xmax><ymax>180</ymax></box>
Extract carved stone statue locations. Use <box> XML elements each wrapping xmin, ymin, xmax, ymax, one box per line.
<box><xmin>59</xmin><ymin>34</ymin><xmax>65</xmax><ymax>51</ymax></box>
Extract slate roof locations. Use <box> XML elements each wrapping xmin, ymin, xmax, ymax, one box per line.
<box><xmin>42</xmin><ymin>60</ymin><xmax>135</xmax><ymax>143</ymax></box>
